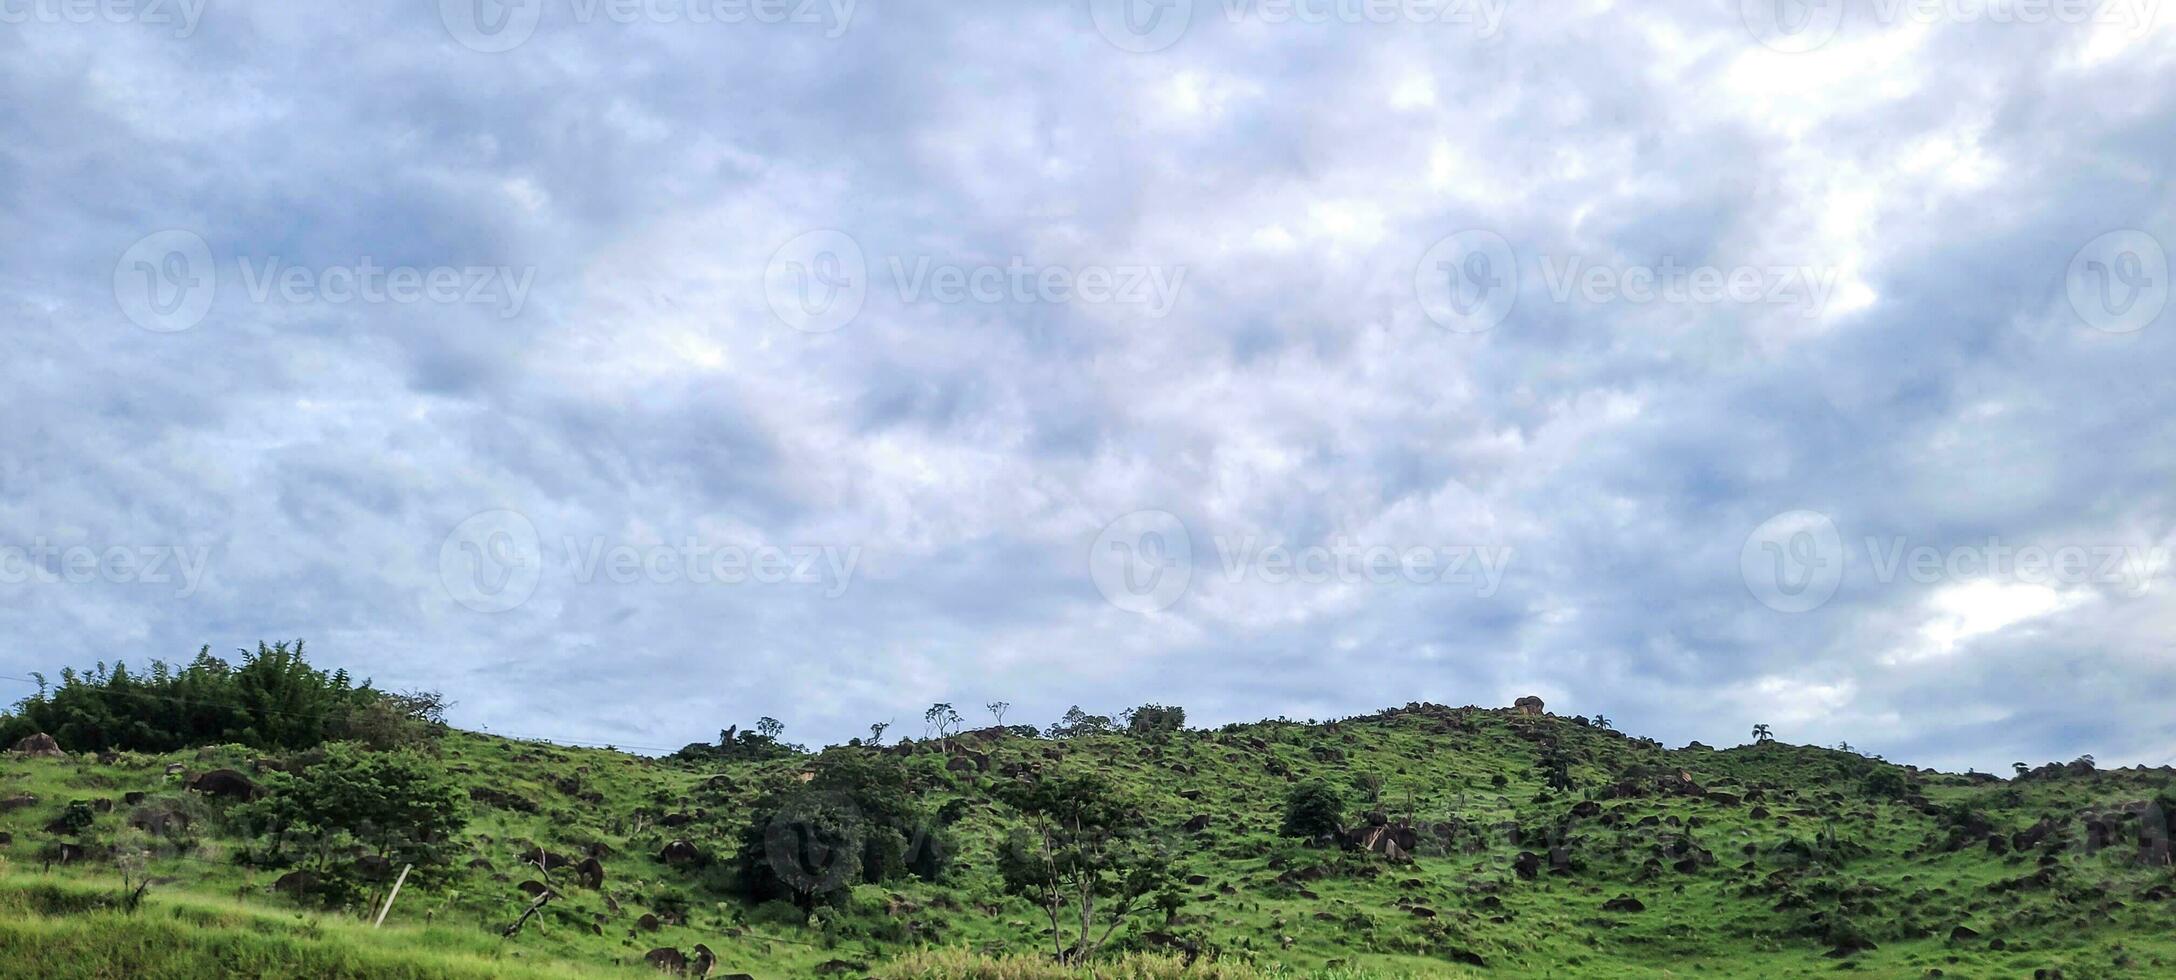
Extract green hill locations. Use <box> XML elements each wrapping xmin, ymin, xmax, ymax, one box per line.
<box><xmin>4</xmin><ymin>661</ymin><xmax>2175</xmax><ymax>977</ymax></box>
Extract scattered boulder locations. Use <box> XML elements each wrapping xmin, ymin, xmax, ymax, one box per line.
<box><xmin>576</xmin><ymin>856</ymin><xmax>607</xmax><ymax>888</ymax></box>
<box><xmin>1512</xmin><ymin>696</ymin><xmax>1545</xmax><ymax>716</ymax></box>
<box><xmin>10</xmin><ymin>733</ymin><xmax>65</xmax><ymax>757</ymax></box>
<box><xmin>644</xmin><ymin>947</ymin><xmax>687</xmax><ymax>973</ymax></box>
<box><xmin>1602</xmin><ymin>895</ymin><xmax>1645</xmax><ymax>913</ymax></box>
<box><xmin>272</xmin><ymin>870</ymin><xmax>321</xmax><ymax>899</ymax></box>
<box><xmin>660</xmin><ymin>839</ymin><xmax>702</xmax><ymax>866</ymax></box>
<box><xmin>469</xmin><ymin>787</ymin><xmax>540</xmax><ymax>814</ymax></box>
<box><xmin>128</xmin><ymin>801</ymin><xmax>194</xmax><ymax>838</ymax></box>
<box><xmin>184</xmin><ymin>769</ymin><xmax>260</xmax><ymax>801</ymax></box>
<box><xmin>1183</xmin><ymin>814</ymin><xmax>1211</xmax><ymax>833</ymax></box>
<box><xmin>1514</xmin><ymin>851</ymin><xmax>1540</xmax><ymax>879</ymax></box>
<box><xmin>0</xmin><ymin>794</ymin><xmax>37</xmax><ymax>812</ymax></box>
<box><xmin>1346</xmin><ymin>823</ymin><xmax>1420</xmax><ymax>861</ymax></box>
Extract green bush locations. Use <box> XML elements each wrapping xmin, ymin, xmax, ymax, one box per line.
<box><xmin>1280</xmin><ymin>780</ymin><xmax>1345</xmax><ymax>839</ymax></box>
<box><xmin>0</xmin><ymin>641</ymin><xmax>382</xmax><ymax>754</ymax></box>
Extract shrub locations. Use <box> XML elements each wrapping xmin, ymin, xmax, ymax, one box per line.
<box><xmin>1280</xmin><ymin>780</ymin><xmax>1345</xmax><ymax>839</ymax></box>
<box><xmin>239</xmin><ymin>743</ymin><xmax>466</xmax><ymax>907</ymax></box>
<box><xmin>0</xmin><ymin>641</ymin><xmax>377</xmax><ymax>754</ymax></box>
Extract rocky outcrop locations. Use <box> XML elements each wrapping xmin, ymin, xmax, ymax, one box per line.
<box><xmin>11</xmin><ymin>733</ymin><xmax>65</xmax><ymax>757</ymax></box>
<box><xmin>184</xmin><ymin>769</ymin><xmax>260</xmax><ymax>800</ymax></box>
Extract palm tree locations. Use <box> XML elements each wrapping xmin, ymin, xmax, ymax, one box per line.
<box><xmin>1591</xmin><ymin>714</ymin><xmax>1613</xmax><ymax>731</ymax></box>
<box><xmin>1751</xmin><ymin>723</ymin><xmax>1773</xmax><ymax>744</ymax></box>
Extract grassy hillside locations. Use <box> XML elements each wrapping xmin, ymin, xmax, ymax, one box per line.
<box><xmin>5</xmin><ymin>699</ymin><xmax>2175</xmax><ymax>977</ymax></box>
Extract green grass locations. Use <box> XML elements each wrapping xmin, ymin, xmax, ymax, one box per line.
<box><xmin>5</xmin><ymin>704</ymin><xmax>2175</xmax><ymax>977</ymax></box>
<box><xmin>0</xmin><ymin>873</ymin><xmax>641</xmax><ymax>979</ymax></box>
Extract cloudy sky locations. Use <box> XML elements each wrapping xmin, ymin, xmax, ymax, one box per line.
<box><xmin>2</xmin><ymin>1</ymin><xmax>2173</xmax><ymax>772</ymax></box>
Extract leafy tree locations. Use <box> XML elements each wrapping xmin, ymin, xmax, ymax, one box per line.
<box><xmin>1863</xmin><ymin>768</ymin><xmax>1910</xmax><ymax>800</ymax></box>
<box><xmin>241</xmin><ymin>743</ymin><xmax>466</xmax><ymax>908</ymax></box>
<box><xmin>924</xmin><ymin>703</ymin><xmax>963</xmax><ymax>742</ymax></box>
<box><xmin>986</xmin><ymin>701</ymin><xmax>1010</xmax><ymax>726</ymax></box>
<box><xmin>1046</xmin><ymin>705</ymin><xmax>1115</xmax><ymax>739</ymax></box>
<box><xmin>669</xmin><ymin>722</ymin><xmax>804</xmax><ymax>763</ymax></box>
<box><xmin>736</xmin><ymin>751</ymin><xmax>946</xmax><ymax>915</ymax></box>
<box><xmin>868</xmin><ymin>721</ymin><xmax>890</xmax><ymax>745</ymax></box>
<box><xmin>328</xmin><ymin>689</ymin><xmax>450</xmax><ymax>751</ymax></box>
<box><xmin>1351</xmin><ymin>771</ymin><xmax>1385</xmax><ymax>803</ymax></box>
<box><xmin>996</xmin><ymin>769</ymin><xmax>1178</xmax><ymax>963</ymax></box>
<box><xmin>1122</xmin><ymin>703</ymin><xmax>1185</xmax><ymax>737</ymax></box>
<box><xmin>1281</xmin><ymin>780</ymin><xmax>1346</xmax><ymax>840</ymax></box>
<box><xmin>0</xmin><ymin>641</ymin><xmax>378</xmax><ymax>753</ymax></box>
